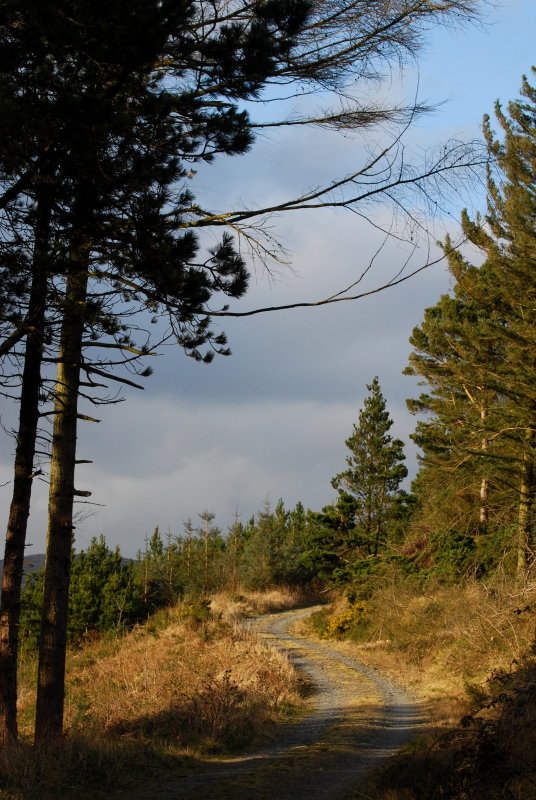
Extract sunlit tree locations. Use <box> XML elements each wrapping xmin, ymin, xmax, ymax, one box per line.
<box><xmin>332</xmin><ymin>378</ymin><xmax>407</xmax><ymax>556</ymax></box>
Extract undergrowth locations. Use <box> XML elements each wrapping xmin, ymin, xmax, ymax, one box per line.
<box><xmin>210</xmin><ymin>584</ymin><xmax>318</xmax><ymax>621</ymax></box>
<box><xmin>359</xmin><ymin>654</ymin><xmax>536</xmax><ymax>799</ymax></box>
<box><xmin>308</xmin><ymin>573</ymin><xmax>536</xmax><ymax>707</ymax></box>
<box><xmin>309</xmin><ymin>600</ymin><xmax>369</xmax><ymax>639</ymax></box>
<box><xmin>310</xmin><ymin>574</ymin><xmax>536</xmax><ymax>800</ymax></box>
<box><xmin>2</xmin><ymin>588</ymin><xmax>307</xmax><ymax>800</ymax></box>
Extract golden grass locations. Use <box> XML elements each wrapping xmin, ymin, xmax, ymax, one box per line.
<box><xmin>210</xmin><ymin>585</ymin><xmax>315</xmax><ymax>622</ymax></box>
<box><xmin>312</xmin><ymin>577</ymin><xmax>536</xmax><ymax>800</ymax></box>
<box><xmin>5</xmin><ymin>591</ymin><xmax>307</xmax><ymax>799</ymax></box>
<box><xmin>66</xmin><ymin>618</ymin><xmax>300</xmax><ymax>745</ymax></box>
<box><xmin>310</xmin><ymin>577</ymin><xmax>536</xmax><ymax>713</ymax></box>
<box><xmin>358</xmin><ymin>654</ymin><xmax>536</xmax><ymax>800</ymax></box>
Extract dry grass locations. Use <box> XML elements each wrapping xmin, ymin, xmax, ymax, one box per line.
<box><xmin>5</xmin><ymin>591</ymin><xmax>307</xmax><ymax>799</ymax></box>
<box><xmin>310</xmin><ymin>577</ymin><xmax>536</xmax><ymax>718</ymax></box>
<box><xmin>210</xmin><ymin>585</ymin><xmax>316</xmax><ymax>623</ymax></box>
<box><xmin>314</xmin><ymin>577</ymin><xmax>536</xmax><ymax>800</ymax></box>
<box><xmin>65</xmin><ymin>617</ymin><xmax>300</xmax><ymax>747</ymax></box>
<box><xmin>358</xmin><ymin>655</ymin><xmax>536</xmax><ymax>800</ymax></box>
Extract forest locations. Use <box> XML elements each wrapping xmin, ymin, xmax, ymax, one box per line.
<box><xmin>17</xmin><ymin>61</ymin><xmax>534</xmax><ymax>644</ymax></box>
<box><xmin>0</xmin><ymin>0</ymin><xmax>534</xmax><ymax>798</ymax></box>
<box><xmin>11</xmin><ymin>74</ymin><xmax>536</xmax><ymax>790</ymax></box>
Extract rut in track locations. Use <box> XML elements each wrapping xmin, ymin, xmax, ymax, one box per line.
<box><xmin>121</xmin><ymin>606</ymin><xmax>426</xmax><ymax>800</ymax></box>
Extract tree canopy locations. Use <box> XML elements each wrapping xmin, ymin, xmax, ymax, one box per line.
<box><xmin>333</xmin><ymin>377</ymin><xmax>407</xmax><ymax>557</ymax></box>
<box><xmin>406</xmin><ymin>69</ymin><xmax>536</xmax><ymax>577</ymax></box>
<box><xmin>0</xmin><ymin>0</ymin><xmax>490</xmax><ymax>745</ymax></box>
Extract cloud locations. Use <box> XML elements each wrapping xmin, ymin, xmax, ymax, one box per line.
<box><xmin>16</xmin><ymin>396</ymin><xmax>363</xmax><ymax>556</ymax></box>
<box><xmin>0</xmin><ymin>213</ymin><xmax>451</xmax><ymax>559</ymax></box>
<box><xmin>14</xmin><ymin>355</ymin><xmax>429</xmax><ymax>559</ymax></box>
<box><xmin>3</xmin><ymin>1</ymin><xmax>535</xmax><ymax>563</ymax></box>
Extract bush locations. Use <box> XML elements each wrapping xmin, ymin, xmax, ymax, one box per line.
<box><xmin>427</xmin><ymin>529</ymin><xmax>476</xmax><ymax>583</ymax></box>
<box><xmin>324</xmin><ymin>601</ymin><xmax>369</xmax><ymax>639</ymax></box>
<box><xmin>178</xmin><ymin>597</ymin><xmax>212</xmax><ymax>629</ymax></box>
<box><xmin>308</xmin><ymin>600</ymin><xmax>369</xmax><ymax>640</ymax></box>
<box><xmin>475</xmin><ymin>526</ymin><xmax>517</xmax><ymax>577</ymax></box>
<box><xmin>308</xmin><ymin>608</ymin><xmax>331</xmax><ymax>638</ymax></box>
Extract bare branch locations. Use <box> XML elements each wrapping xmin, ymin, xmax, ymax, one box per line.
<box><xmin>82</xmin><ymin>365</ymin><xmax>145</xmax><ymax>391</ymax></box>
<box><xmin>204</xmin><ymin>248</ymin><xmax>454</xmax><ymax>318</ymax></box>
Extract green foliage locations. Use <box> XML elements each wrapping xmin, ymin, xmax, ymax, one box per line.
<box><xmin>474</xmin><ymin>527</ymin><xmax>517</xmax><ymax>576</ymax></box>
<box><xmin>18</xmin><ymin>570</ymin><xmax>44</xmax><ymax>651</ymax></box>
<box><xmin>19</xmin><ymin>536</ymin><xmax>145</xmax><ymax>649</ymax></box>
<box><xmin>238</xmin><ymin>500</ymin><xmax>314</xmax><ymax>589</ymax></box>
<box><xmin>332</xmin><ymin>377</ymin><xmax>408</xmax><ymax>557</ymax></box>
<box><xmin>300</xmin><ymin>494</ymin><xmax>358</xmax><ymax>582</ymax></box>
<box><xmin>427</xmin><ymin>530</ymin><xmax>477</xmax><ymax>583</ymax></box>
<box><xmin>69</xmin><ymin>536</ymin><xmax>145</xmax><ymax>638</ymax></box>
<box><xmin>137</xmin><ymin>518</ymin><xmax>228</xmax><ymax>607</ymax></box>
<box><xmin>406</xmin><ymin>71</ymin><xmax>536</xmax><ymax>574</ymax></box>
<box><xmin>307</xmin><ymin>608</ymin><xmax>332</xmax><ymax>638</ymax></box>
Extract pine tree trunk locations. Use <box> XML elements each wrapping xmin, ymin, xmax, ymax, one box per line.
<box><xmin>34</xmin><ymin>255</ymin><xmax>88</xmax><ymax>744</ymax></box>
<box><xmin>479</xmin><ymin>476</ymin><xmax>489</xmax><ymax>525</ymax></box>
<box><xmin>0</xmin><ymin>198</ymin><xmax>50</xmax><ymax>744</ymax></box>
<box><xmin>516</xmin><ymin>426</ymin><xmax>535</xmax><ymax>583</ymax></box>
<box><xmin>478</xmin><ymin>408</ymin><xmax>489</xmax><ymax>535</ymax></box>
<box><xmin>373</xmin><ymin>484</ymin><xmax>386</xmax><ymax>557</ymax></box>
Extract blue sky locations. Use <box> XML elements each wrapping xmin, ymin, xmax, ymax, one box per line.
<box><xmin>1</xmin><ymin>0</ymin><xmax>535</xmax><ymax>556</ymax></box>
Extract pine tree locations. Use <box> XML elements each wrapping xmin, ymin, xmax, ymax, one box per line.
<box><xmin>332</xmin><ymin>378</ymin><xmax>407</xmax><ymax>556</ymax></box>
<box><xmin>451</xmin><ymin>72</ymin><xmax>536</xmax><ymax>577</ymax></box>
<box><xmin>407</xmin><ymin>70</ymin><xmax>536</xmax><ymax>577</ymax></box>
<box><xmin>68</xmin><ymin>537</ymin><xmax>143</xmax><ymax>638</ymax></box>
<box><xmin>301</xmin><ymin>493</ymin><xmax>359</xmax><ymax>581</ymax></box>
<box><xmin>19</xmin><ymin>538</ymin><xmax>144</xmax><ymax>649</ymax></box>
<box><xmin>405</xmin><ymin>274</ymin><xmax>503</xmax><ymax>537</ymax></box>
<box><xmin>0</xmin><ymin>0</ymin><xmax>490</xmax><ymax>743</ymax></box>
<box><xmin>27</xmin><ymin>0</ymin><xmax>302</xmax><ymax>743</ymax></box>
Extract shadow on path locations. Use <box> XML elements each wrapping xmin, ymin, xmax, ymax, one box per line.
<box><xmin>119</xmin><ymin>607</ymin><xmax>426</xmax><ymax>800</ymax></box>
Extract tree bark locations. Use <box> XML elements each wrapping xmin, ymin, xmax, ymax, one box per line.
<box><xmin>478</xmin><ymin>408</ymin><xmax>489</xmax><ymax>535</ymax></box>
<box><xmin>34</xmin><ymin>253</ymin><xmax>88</xmax><ymax>744</ymax></box>
<box><xmin>0</xmin><ymin>197</ymin><xmax>50</xmax><ymax>744</ymax></box>
<box><xmin>479</xmin><ymin>476</ymin><xmax>489</xmax><ymax>525</ymax></box>
<box><xmin>516</xmin><ymin>426</ymin><xmax>535</xmax><ymax>583</ymax></box>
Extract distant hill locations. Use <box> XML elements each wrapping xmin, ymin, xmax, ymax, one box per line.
<box><xmin>0</xmin><ymin>553</ymin><xmax>136</xmax><ymax>585</ymax></box>
<box><xmin>0</xmin><ymin>554</ymin><xmax>46</xmax><ymax>584</ymax></box>
<box><xmin>20</xmin><ymin>554</ymin><xmax>46</xmax><ymax>574</ymax></box>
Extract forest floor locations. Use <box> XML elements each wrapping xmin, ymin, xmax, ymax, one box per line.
<box><xmin>116</xmin><ymin>607</ymin><xmax>427</xmax><ymax>800</ymax></box>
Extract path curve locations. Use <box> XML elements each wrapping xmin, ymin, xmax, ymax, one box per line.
<box><xmin>125</xmin><ymin>606</ymin><xmax>425</xmax><ymax>800</ymax></box>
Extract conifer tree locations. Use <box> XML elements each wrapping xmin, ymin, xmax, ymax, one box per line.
<box><xmin>407</xmin><ymin>70</ymin><xmax>536</xmax><ymax>576</ymax></box>
<box><xmin>405</xmin><ymin>274</ymin><xmax>502</xmax><ymax>536</ymax></box>
<box><xmin>18</xmin><ymin>537</ymin><xmax>144</xmax><ymax>649</ymax></box>
<box><xmin>450</xmin><ymin>72</ymin><xmax>536</xmax><ymax>577</ymax></box>
<box><xmin>0</xmin><ymin>0</ymin><xmax>490</xmax><ymax>743</ymax></box>
<box><xmin>301</xmin><ymin>493</ymin><xmax>359</xmax><ymax>580</ymax></box>
<box><xmin>332</xmin><ymin>378</ymin><xmax>407</xmax><ymax>556</ymax></box>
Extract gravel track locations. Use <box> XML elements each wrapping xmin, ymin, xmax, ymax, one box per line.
<box><xmin>124</xmin><ymin>607</ymin><xmax>426</xmax><ymax>800</ymax></box>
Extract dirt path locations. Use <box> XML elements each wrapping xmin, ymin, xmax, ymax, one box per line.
<box><xmin>126</xmin><ymin>607</ymin><xmax>425</xmax><ymax>800</ymax></box>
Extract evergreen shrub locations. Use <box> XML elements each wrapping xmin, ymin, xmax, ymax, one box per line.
<box><xmin>309</xmin><ymin>600</ymin><xmax>369</xmax><ymax>640</ymax></box>
<box><xmin>427</xmin><ymin>529</ymin><xmax>476</xmax><ymax>583</ymax></box>
<box><xmin>324</xmin><ymin>601</ymin><xmax>369</xmax><ymax>639</ymax></box>
<box><xmin>474</xmin><ymin>527</ymin><xmax>517</xmax><ymax>577</ymax></box>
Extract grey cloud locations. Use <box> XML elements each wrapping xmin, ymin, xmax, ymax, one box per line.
<box><xmin>3</xmin><ymin>1</ymin><xmax>534</xmax><ymax>560</ymax></box>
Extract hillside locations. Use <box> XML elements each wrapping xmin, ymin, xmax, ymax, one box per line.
<box><xmin>302</xmin><ymin>577</ymin><xmax>536</xmax><ymax>800</ymax></box>
<box><xmin>0</xmin><ymin>554</ymin><xmax>45</xmax><ymax>581</ymax></box>
<box><xmin>4</xmin><ymin>579</ymin><xmax>536</xmax><ymax>799</ymax></box>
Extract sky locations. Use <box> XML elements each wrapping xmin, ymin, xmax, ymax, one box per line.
<box><xmin>1</xmin><ymin>0</ymin><xmax>535</xmax><ymax>557</ymax></box>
